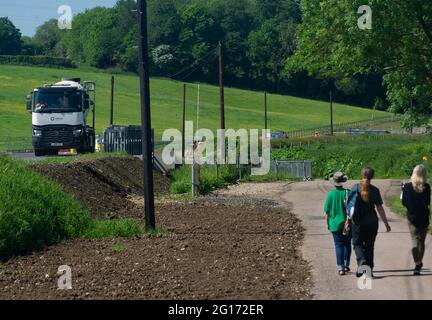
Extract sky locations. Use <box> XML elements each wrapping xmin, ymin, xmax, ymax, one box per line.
<box><xmin>0</xmin><ymin>0</ymin><xmax>119</xmax><ymax>36</ymax></box>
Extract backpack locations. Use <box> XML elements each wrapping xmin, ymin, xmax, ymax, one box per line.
<box><xmin>346</xmin><ymin>184</ymin><xmax>362</xmax><ymax>223</ymax></box>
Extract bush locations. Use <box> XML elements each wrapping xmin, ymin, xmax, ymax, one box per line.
<box><xmin>0</xmin><ymin>156</ymin><xmax>91</xmax><ymax>260</ymax></box>
<box><xmin>0</xmin><ymin>55</ymin><xmax>76</xmax><ymax>68</ymax></box>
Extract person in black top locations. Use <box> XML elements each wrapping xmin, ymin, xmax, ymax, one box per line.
<box><xmin>402</xmin><ymin>164</ymin><xmax>431</xmax><ymax>275</ymax></box>
<box><xmin>351</xmin><ymin>167</ymin><xmax>391</xmax><ymax>277</ymax></box>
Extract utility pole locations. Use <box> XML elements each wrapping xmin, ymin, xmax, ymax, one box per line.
<box><xmin>182</xmin><ymin>83</ymin><xmax>186</xmax><ymax>160</ymax></box>
<box><xmin>218</xmin><ymin>41</ymin><xmax>225</xmax><ymax>165</ymax></box>
<box><xmin>330</xmin><ymin>91</ymin><xmax>334</xmax><ymax>136</ymax></box>
<box><xmin>264</xmin><ymin>91</ymin><xmax>268</xmax><ymax>130</ymax></box>
<box><xmin>110</xmin><ymin>76</ymin><xmax>115</xmax><ymax>126</ymax></box>
<box><xmin>137</xmin><ymin>0</ymin><xmax>155</xmax><ymax>231</ymax></box>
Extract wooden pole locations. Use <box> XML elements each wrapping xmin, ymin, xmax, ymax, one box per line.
<box><xmin>182</xmin><ymin>83</ymin><xmax>186</xmax><ymax>160</ymax></box>
<box><xmin>110</xmin><ymin>76</ymin><xmax>114</xmax><ymax>126</ymax></box>
<box><xmin>218</xmin><ymin>41</ymin><xmax>225</xmax><ymax>168</ymax></box>
<box><xmin>137</xmin><ymin>0</ymin><xmax>155</xmax><ymax>231</ymax></box>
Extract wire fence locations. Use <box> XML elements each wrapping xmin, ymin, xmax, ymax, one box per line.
<box><xmin>285</xmin><ymin>115</ymin><xmax>402</xmax><ymax>139</ymax></box>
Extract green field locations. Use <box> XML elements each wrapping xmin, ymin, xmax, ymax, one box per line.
<box><xmin>0</xmin><ymin>64</ymin><xmax>390</xmax><ymax>151</ymax></box>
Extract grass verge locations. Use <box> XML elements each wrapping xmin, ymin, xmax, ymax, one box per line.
<box><xmin>0</xmin><ymin>156</ymin><xmax>145</xmax><ymax>261</ymax></box>
<box><xmin>272</xmin><ymin>135</ymin><xmax>432</xmax><ymax>180</ymax></box>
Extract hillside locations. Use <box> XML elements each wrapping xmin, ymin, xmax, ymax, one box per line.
<box><xmin>0</xmin><ymin>64</ymin><xmax>390</xmax><ymax>151</ymax></box>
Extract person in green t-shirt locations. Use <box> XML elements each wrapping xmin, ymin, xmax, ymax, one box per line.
<box><xmin>324</xmin><ymin>172</ymin><xmax>352</xmax><ymax>275</ymax></box>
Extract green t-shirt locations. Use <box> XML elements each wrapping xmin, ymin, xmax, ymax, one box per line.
<box><xmin>324</xmin><ymin>188</ymin><xmax>348</xmax><ymax>232</ymax></box>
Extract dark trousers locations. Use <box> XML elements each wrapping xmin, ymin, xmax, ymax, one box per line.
<box><xmin>352</xmin><ymin>222</ymin><xmax>379</xmax><ymax>270</ymax></box>
<box><xmin>332</xmin><ymin>230</ymin><xmax>352</xmax><ymax>270</ymax></box>
<box><xmin>408</xmin><ymin>221</ymin><xmax>428</xmax><ymax>265</ymax></box>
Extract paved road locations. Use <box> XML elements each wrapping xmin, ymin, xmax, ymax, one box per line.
<box><xmin>7</xmin><ymin>152</ymin><xmax>46</xmax><ymax>161</ymax></box>
<box><xmin>281</xmin><ymin>180</ymin><xmax>432</xmax><ymax>300</ymax></box>
<box><xmin>216</xmin><ymin>180</ymin><xmax>432</xmax><ymax>299</ymax></box>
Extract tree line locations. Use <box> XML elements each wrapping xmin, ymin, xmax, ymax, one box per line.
<box><xmin>5</xmin><ymin>0</ymin><xmax>423</xmax><ymax>114</ymax></box>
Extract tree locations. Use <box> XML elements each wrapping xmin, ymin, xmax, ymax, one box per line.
<box><xmin>148</xmin><ymin>0</ymin><xmax>181</xmax><ymax>49</ymax></box>
<box><xmin>0</xmin><ymin>17</ymin><xmax>22</xmax><ymax>55</ymax></box>
<box><xmin>62</xmin><ymin>7</ymin><xmax>117</xmax><ymax>68</ymax></box>
<box><xmin>21</xmin><ymin>36</ymin><xmax>40</xmax><ymax>56</ymax></box>
<box><xmin>33</xmin><ymin>19</ymin><xmax>63</xmax><ymax>56</ymax></box>
<box><xmin>247</xmin><ymin>0</ymin><xmax>300</xmax><ymax>91</ymax></box>
<box><xmin>209</xmin><ymin>0</ymin><xmax>255</xmax><ymax>82</ymax></box>
<box><xmin>177</xmin><ymin>4</ymin><xmax>221</xmax><ymax>80</ymax></box>
<box><xmin>287</xmin><ymin>0</ymin><xmax>432</xmax><ymax>129</ymax></box>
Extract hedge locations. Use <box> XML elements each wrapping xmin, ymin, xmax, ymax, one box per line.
<box><xmin>0</xmin><ymin>55</ymin><xmax>76</xmax><ymax>68</ymax></box>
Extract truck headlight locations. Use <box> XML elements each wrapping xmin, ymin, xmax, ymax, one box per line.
<box><xmin>33</xmin><ymin>129</ymin><xmax>42</xmax><ymax>137</ymax></box>
<box><xmin>73</xmin><ymin>129</ymin><xmax>82</xmax><ymax>137</ymax></box>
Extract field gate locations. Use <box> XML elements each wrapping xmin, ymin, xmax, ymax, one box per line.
<box><xmin>274</xmin><ymin>160</ymin><xmax>313</xmax><ymax>181</ymax></box>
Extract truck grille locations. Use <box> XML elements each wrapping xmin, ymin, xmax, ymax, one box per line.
<box><xmin>43</xmin><ymin>129</ymin><xmax>74</xmax><ymax>143</ymax></box>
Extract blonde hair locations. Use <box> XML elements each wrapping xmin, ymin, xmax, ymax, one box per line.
<box><xmin>360</xmin><ymin>167</ymin><xmax>374</xmax><ymax>203</ymax></box>
<box><xmin>411</xmin><ymin>165</ymin><xmax>427</xmax><ymax>193</ymax></box>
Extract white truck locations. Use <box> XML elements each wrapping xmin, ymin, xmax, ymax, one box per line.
<box><xmin>26</xmin><ymin>78</ymin><xmax>96</xmax><ymax>156</ymax></box>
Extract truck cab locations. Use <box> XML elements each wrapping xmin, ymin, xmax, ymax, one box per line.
<box><xmin>27</xmin><ymin>78</ymin><xmax>96</xmax><ymax>157</ymax></box>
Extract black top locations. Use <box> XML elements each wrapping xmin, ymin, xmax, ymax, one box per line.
<box><xmin>351</xmin><ymin>183</ymin><xmax>383</xmax><ymax>225</ymax></box>
<box><xmin>402</xmin><ymin>182</ymin><xmax>431</xmax><ymax>229</ymax></box>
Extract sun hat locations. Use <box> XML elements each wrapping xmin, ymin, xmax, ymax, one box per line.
<box><xmin>330</xmin><ymin>171</ymin><xmax>348</xmax><ymax>186</ymax></box>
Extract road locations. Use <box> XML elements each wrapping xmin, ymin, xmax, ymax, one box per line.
<box><xmin>217</xmin><ymin>180</ymin><xmax>432</xmax><ymax>300</ymax></box>
<box><xmin>6</xmin><ymin>152</ymin><xmax>47</xmax><ymax>161</ymax></box>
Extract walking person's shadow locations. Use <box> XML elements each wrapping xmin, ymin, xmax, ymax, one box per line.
<box><xmin>372</xmin><ymin>269</ymin><xmax>432</xmax><ymax>279</ymax></box>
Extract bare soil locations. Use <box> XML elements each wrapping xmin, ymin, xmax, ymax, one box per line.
<box><xmin>0</xmin><ymin>158</ymin><xmax>312</xmax><ymax>300</ymax></box>
<box><xmin>31</xmin><ymin>157</ymin><xmax>171</xmax><ymax>219</ymax></box>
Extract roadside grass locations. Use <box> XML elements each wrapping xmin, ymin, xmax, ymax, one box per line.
<box><xmin>0</xmin><ymin>64</ymin><xmax>390</xmax><ymax>151</ymax></box>
<box><xmin>0</xmin><ymin>156</ymin><xmax>149</xmax><ymax>261</ymax></box>
<box><xmin>271</xmin><ymin>135</ymin><xmax>432</xmax><ymax>180</ymax></box>
<box><xmin>387</xmin><ymin>195</ymin><xmax>432</xmax><ymax>234</ymax></box>
<box><xmin>170</xmin><ymin>165</ymin><xmax>238</xmax><ymax>195</ymax></box>
<box><xmin>169</xmin><ymin>163</ymin><xmax>297</xmax><ymax>195</ymax></box>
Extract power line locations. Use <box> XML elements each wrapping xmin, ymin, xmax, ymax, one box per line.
<box><xmin>176</xmin><ymin>54</ymin><xmax>217</xmax><ymax>82</ymax></box>
<box><xmin>166</xmin><ymin>48</ymin><xmax>217</xmax><ymax>80</ymax></box>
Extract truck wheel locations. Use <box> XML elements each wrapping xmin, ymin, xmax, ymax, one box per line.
<box><xmin>34</xmin><ymin>149</ymin><xmax>45</xmax><ymax>157</ymax></box>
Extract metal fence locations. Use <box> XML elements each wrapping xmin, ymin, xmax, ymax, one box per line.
<box><xmin>274</xmin><ymin>160</ymin><xmax>313</xmax><ymax>180</ymax></box>
<box><xmin>103</xmin><ymin>125</ymin><xmax>154</xmax><ymax>155</ymax></box>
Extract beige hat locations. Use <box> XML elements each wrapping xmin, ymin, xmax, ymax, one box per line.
<box><xmin>330</xmin><ymin>171</ymin><xmax>348</xmax><ymax>186</ymax></box>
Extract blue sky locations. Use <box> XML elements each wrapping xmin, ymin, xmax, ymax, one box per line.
<box><xmin>0</xmin><ymin>0</ymin><xmax>119</xmax><ymax>36</ymax></box>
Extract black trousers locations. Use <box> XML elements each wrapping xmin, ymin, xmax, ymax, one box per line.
<box><xmin>352</xmin><ymin>222</ymin><xmax>379</xmax><ymax>270</ymax></box>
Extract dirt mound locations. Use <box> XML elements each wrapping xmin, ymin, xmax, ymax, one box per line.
<box><xmin>32</xmin><ymin>157</ymin><xmax>171</xmax><ymax>218</ymax></box>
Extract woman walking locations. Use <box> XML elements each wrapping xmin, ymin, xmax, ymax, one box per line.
<box><xmin>402</xmin><ymin>165</ymin><xmax>431</xmax><ymax>275</ymax></box>
<box><xmin>351</xmin><ymin>167</ymin><xmax>391</xmax><ymax>277</ymax></box>
<box><xmin>324</xmin><ymin>172</ymin><xmax>352</xmax><ymax>275</ymax></box>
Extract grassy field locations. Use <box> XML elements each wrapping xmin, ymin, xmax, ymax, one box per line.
<box><xmin>0</xmin><ymin>64</ymin><xmax>390</xmax><ymax>151</ymax></box>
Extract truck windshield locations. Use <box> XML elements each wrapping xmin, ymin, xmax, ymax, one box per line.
<box><xmin>34</xmin><ymin>91</ymin><xmax>81</xmax><ymax>113</ymax></box>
